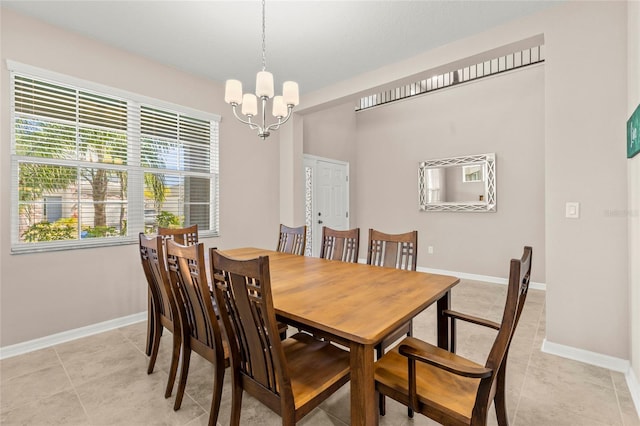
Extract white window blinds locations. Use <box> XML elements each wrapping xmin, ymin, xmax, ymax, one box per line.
<box><xmin>10</xmin><ymin>63</ymin><xmax>219</xmax><ymax>253</ymax></box>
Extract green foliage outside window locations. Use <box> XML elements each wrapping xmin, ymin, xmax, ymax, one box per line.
<box><xmin>156</xmin><ymin>211</ymin><xmax>183</xmax><ymax>228</ymax></box>
<box><xmin>22</xmin><ymin>218</ymin><xmax>77</xmax><ymax>242</ymax></box>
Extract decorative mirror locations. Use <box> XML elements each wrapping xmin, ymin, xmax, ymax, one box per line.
<box><xmin>418</xmin><ymin>153</ymin><xmax>496</xmax><ymax>212</ymax></box>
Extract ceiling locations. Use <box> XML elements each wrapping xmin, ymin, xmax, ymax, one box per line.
<box><xmin>2</xmin><ymin>1</ymin><xmax>558</xmax><ymax>94</ymax></box>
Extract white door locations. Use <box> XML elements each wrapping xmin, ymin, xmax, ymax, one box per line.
<box><xmin>304</xmin><ymin>156</ymin><xmax>349</xmax><ymax>257</ymax></box>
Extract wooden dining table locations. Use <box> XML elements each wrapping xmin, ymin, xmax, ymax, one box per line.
<box><xmin>217</xmin><ymin>247</ymin><xmax>460</xmax><ymax>426</ymax></box>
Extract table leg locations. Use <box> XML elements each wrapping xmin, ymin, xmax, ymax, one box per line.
<box><xmin>437</xmin><ymin>290</ymin><xmax>451</xmax><ymax>350</ymax></box>
<box><xmin>350</xmin><ymin>342</ymin><xmax>377</xmax><ymax>425</ymax></box>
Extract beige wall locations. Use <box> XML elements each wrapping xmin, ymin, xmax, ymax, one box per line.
<box><xmin>0</xmin><ymin>9</ymin><xmax>281</xmax><ymax>346</ymax></box>
<box><xmin>303</xmin><ymin>102</ymin><xmax>358</xmax><ymax>228</ymax></box>
<box><xmin>298</xmin><ymin>1</ymin><xmax>629</xmax><ymax>359</ymax></box>
<box><xmin>543</xmin><ymin>2</ymin><xmax>628</xmax><ymax>358</ymax></box>
<box><xmin>628</xmin><ymin>0</ymin><xmax>640</xmax><ymax>387</ymax></box>
<box><xmin>353</xmin><ymin>66</ymin><xmax>545</xmax><ymax>281</ymax></box>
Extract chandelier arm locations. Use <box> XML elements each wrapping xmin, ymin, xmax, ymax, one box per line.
<box><xmin>231</xmin><ymin>104</ymin><xmax>262</xmax><ymax>131</ymax></box>
<box><xmin>265</xmin><ymin>106</ymin><xmax>293</xmax><ymax>132</ymax></box>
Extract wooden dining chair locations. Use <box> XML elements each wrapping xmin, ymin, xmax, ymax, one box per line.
<box><xmin>138</xmin><ymin>233</ymin><xmax>181</xmax><ymax>400</ymax></box>
<box><xmin>367</xmin><ymin>228</ymin><xmax>418</xmax><ymax>356</ymax></box>
<box><xmin>143</xmin><ymin>225</ymin><xmax>198</xmax><ymax>362</ymax></box>
<box><xmin>367</xmin><ymin>228</ymin><xmax>418</xmax><ymax>416</ymax></box>
<box><xmin>210</xmin><ymin>249</ymin><xmax>351</xmax><ymax>426</ymax></box>
<box><xmin>277</xmin><ymin>224</ymin><xmax>307</xmax><ymax>256</ymax></box>
<box><xmin>319</xmin><ymin>226</ymin><xmax>360</xmax><ymax>263</ymax></box>
<box><xmin>374</xmin><ymin>246</ymin><xmax>533</xmax><ymax>426</ymax></box>
<box><xmin>166</xmin><ymin>240</ymin><xmax>228</xmax><ymax>426</ymax></box>
<box><xmin>158</xmin><ymin>224</ymin><xmax>199</xmax><ymax>245</ymax></box>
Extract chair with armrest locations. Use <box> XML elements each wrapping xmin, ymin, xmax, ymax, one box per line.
<box><xmin>367</xmin><ymin>228</ymin><xmax>418</xmax><ymax>416</ymax></box>
<box><xmin>138</xmin><ymin>233</ymin><xmax>181</xmax><ymax>400</ymax></box>
<box><xmin>319</xmin><ymin>226</ymin><xmax>360</xmax><ymax>263</ymax></box>
<box><xmin>210</xmin><ymin>249</ymin><xmax>351</xmax><ymax>426</ymax></box>
<box><xmin>166</xmin><ymin>240</ymin><xmax>228</xmax><ymax>426</ymax></box>
<box><xmin>374</xmin><ymin>246</ymin><xmax>533</xmax><ymax>426</ymax></box>
<box><xmin>277</xmin><ymin>224</ymin><xmax>307</xmax><ymax>256</ymax></box>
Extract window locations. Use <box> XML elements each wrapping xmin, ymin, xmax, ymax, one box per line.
<box><xmin>9</xmin><ymin>62</ymin><xmax>220</xmax><ymax>253</ymax></box>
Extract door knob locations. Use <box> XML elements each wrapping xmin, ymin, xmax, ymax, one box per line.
<box><xmin>318</xmin><ymin>220</ymin><xmax>323</xmax><ymax>224</ymax></box>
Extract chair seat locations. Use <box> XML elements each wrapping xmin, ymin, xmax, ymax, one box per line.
<box><xmin>283</xmin><ymin>333</ymin><xmax>351</xmax><ymax>410</ymax></box>
<box><xmin>374</xmin><ymin>337</ymin><xmax>481</xmax><ymax>425</ymax></box>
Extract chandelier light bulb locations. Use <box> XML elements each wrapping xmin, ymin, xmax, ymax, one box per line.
<box><xmin>224</xmin><ymin>80</ymin><xmax>243</xmax><ymax>104</ymax></box>
<box><xmin>256</xmin><ymin>71</ymin><xmax>274</xmax><ymax>98</ymax></box>
<box><xmin>282</xmin><ymin>81</ymin><xmax>299</xmax><ymax>106</ymax></box>
<box><xmin>241</xmin><ymin>94</ymin><xmax>258</xmax><ymax>116</ymax></box>
<box><xmin>272</xmin><ymin>96</ymin><xmax>287</xmax><ymax>118</ymax></box>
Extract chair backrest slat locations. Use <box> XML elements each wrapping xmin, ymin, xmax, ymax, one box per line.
<box><xmin>139</xmin><ymin>233</ymin><xmax>175</xmax><ymax>322</ymax></box>
<box><xmin>277</xmin><ymin>224</ymin><xmax>307</xmax><ymax>256</ymax></box>
<box><xmin>367</xmin><ymin>229</ymin><xmax>418</xmax><ymax>271</ymax></box>
<box><xmin>211</xmin><ymin>251</ymin><xmax>292</xmax><ymax>401</ymax></box>
<box><xmin>319</xmin><ymin>227</ymin><xmax>360</xmax><ymax>263</ymax></box>
<box><xmin>166</xmin><ymin>240</ymin><xmax>222</xmax><ymax>352</ymax></box>
<box><xmin>159</xmin><ymin>224</ymin><xmax>199</xmax><ymax>246</ymax></box>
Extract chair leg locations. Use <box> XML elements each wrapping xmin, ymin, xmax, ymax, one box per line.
<box><xmin>494</xmin><ymin>364</ymin><xmax>509</xmax><ymax>426</ymax></box>
<box><xmin>147</xmin><ymin>317</ymin><xmax>162</xmax><ymax>374</ymax></box>
<box><xmin>230</xmin><ymin>376</ymin><xmax>243</xmax><ymax>426</ymax></box>
<box><xmin>164</xmin><ymin>328</ymin><xmax>181</xmax><ymax>398</ymax></box>
<box><xmin>146</xmin><ymin>295</ymin><xmax>154</xmax><ymax>356</ymax></box>
<box><xmin>173</xmin><ymin>344</ymin><xmax>192</xmax><ymax>411</ymax></box>
<box><xmin>207</xmin><ymin>359</ymin><xmax>225</xmax><ymax>426</ymax></box>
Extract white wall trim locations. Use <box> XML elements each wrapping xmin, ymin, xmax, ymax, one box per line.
<box><xmin>356</xmin><ymin>260</ymin><xmax>546</xmax><ymax>290</ymax></box>
<box><xmin>0</xmin><ymin>312</ymin><xmax>146</xmax><ymax>360</ymax></box>
<box><xmin>541</xmin><ymin>338</ymin><xmax>630</xmax><ymax>373</ymax></box>
<box><xmin>417</xmin><ymin>265</ymin><xmax>546</xmax><ymax>291</ymax></box>
<box><xmin>626</xmin><ymin>367</ymin><xmax>640</xmax><ymax>418</ymax></box>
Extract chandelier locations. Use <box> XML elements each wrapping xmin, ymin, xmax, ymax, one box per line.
<box><xmin>224</xmin><ymin>0</ymin><xmax>299</xmax><ymax>140</ymax></box>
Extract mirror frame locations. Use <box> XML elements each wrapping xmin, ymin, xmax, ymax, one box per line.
<box><xmin>418</xmin><ymin>153</ymin><xmax>496</xmax><ymax>212</ymax></box>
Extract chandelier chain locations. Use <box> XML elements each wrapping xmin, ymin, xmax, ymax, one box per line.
<box><xmin>261</xmin><ymin>0</ymin><xmax>266</xmax><ymax>71</ymax></box>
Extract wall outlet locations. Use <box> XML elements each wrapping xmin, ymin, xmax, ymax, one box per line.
<box><xmin>428</xmin><ymin>246</ymin><xmax>434</xmax><ymax>254</ymax></box>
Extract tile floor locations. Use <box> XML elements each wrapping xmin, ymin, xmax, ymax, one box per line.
<box><xmin>1</xmin><ymin>280</ymin><xmax>639</xmax><ymax>425</ymax></box>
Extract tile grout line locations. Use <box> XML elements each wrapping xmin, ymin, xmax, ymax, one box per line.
<box><xmin>611</xmin><ymin>370</ymin><xmax>629</xmax><ymax>426</ymax></box>
<box><xmin>52</xmin><ymin>345</ymin><xmax>92</xmax><ymax>424</ymax></box>
<box><xmin>116</xmin><ymin>326</ymin><xmax>211</xmax><ymax>423</ymax></box>
<box><xmin>510</xmin><ymin>296</ymin><xmax>545</xmax><ymax>425</ymax></box>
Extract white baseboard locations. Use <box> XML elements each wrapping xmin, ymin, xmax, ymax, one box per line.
<box><xmin>541</xmin><ymin>338</ymin><xmax>630</xmax><ymax>372</ymax></box>
<box><xmin>356</xmin><ymin>258</ymin><xmax>546</xmax><ymax>291</ymax></box>
<box><xmin>626</xmin><ymin>367</ymin><xmax>640</xmax><ymax>419</ymax></box>
<box><xmin>0</xmin><ymin>312</ymin><xmax>146</xmax><ymax>360</ymax></box>
<box><xmin>418</xmin><ymin>266</ymin><xmax>547</xmax><ymax>291</ymax></box>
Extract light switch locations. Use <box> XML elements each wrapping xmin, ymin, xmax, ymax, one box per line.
<box><xmin>565</xmin><ymin>202</ymin><xmax>580</xmax><ymax>219</ymax></box>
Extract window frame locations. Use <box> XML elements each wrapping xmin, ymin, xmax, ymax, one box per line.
<box><xmin>8</xmin><ymin>61</ymin><xmax>220</xmax><ymax>254</ymax></box>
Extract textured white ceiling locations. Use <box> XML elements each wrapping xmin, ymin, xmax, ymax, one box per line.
<box><xmin>2</xmin><ymin>1</ymin><xmax>558</xmax><ymax>94</ymax></box>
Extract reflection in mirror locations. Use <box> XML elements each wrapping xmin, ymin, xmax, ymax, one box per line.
<box><xmin>462</xmin><ymin>165</ymin><xmax>483</xmax><ymax>183</ymax></box>
<box><xmin>419</xmin><ymin>153</ymin><xmax>496</xmax><ymax>212</ymax></box>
